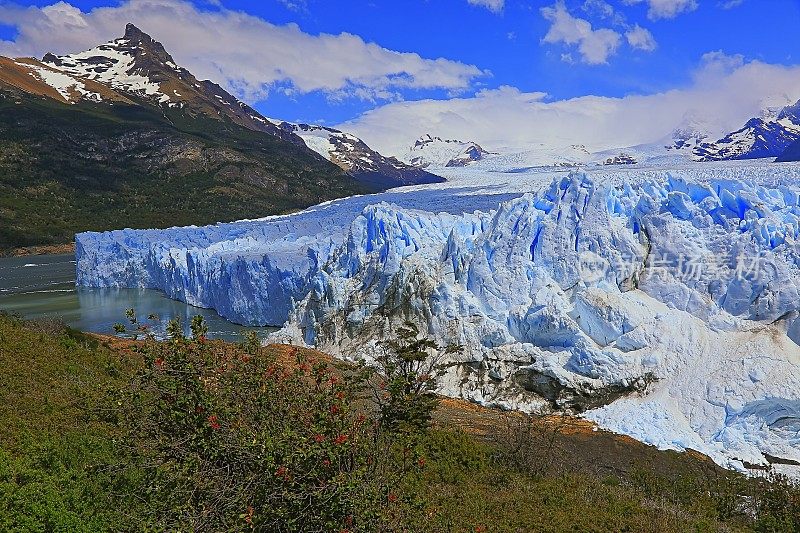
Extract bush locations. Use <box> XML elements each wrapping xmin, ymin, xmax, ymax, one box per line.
<box><xmin>118</xmin><ymin>318</ymin><xmax>390</xmax><ymax>531</ymax></box>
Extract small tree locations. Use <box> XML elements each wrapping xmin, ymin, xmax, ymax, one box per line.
<box><xmin>370</xmin><ymin>322</ymin><xmax>457</xmax><ymax>436</ymax></box>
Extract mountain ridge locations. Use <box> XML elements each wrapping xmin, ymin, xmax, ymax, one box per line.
<box><xmin>0</xmin><ymin>25</ymin><xmax>369</xmax><ymax>249</ymax></box>
<box><xmin>0</xmin><ymin>24</ymin><xmax>443</xmax><ymax>250</ymax></box>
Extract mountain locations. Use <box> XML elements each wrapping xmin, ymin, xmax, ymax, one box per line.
<box><xmin>271</xmin><ymin>121</ymin><xmax>444</xmax><ymax>189</ymax></box>
<box><xmin>405</xmin><ymin>134</ymin><xmax>490</xmax><ymax>168</ymax></box>
<box><xmin>692</xmin><ymin>100</ymin><xmax>800</xmax><ymax>161</ymax></box>
<box><xmin>0</xmin><ymin>24</ymin><xmax>410</xmax><ymax>250</ymax></box>
<box><xmin>40</xmin><ymin>24</ymin><xmax>298</xmax><ymax>143</ymax></box>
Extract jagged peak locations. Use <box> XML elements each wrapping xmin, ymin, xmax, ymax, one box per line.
<box><xmin>124</xmin><ymin>23</ymin><xmax>146</xmax><ymax>40</ymax></box>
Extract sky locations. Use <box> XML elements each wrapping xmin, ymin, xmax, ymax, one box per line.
<box><xmin>0</xmin><ymin>0</ymin><xmax>799</xmax><ymax>155</ymax></box>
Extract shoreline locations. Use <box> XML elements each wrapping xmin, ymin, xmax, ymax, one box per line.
<box><xmin>0</xmin><ymin>242</ymin><xmax>75</xmax><ymax>258</ymax></box>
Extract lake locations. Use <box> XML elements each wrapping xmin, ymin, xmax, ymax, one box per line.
<box><xmin>0</xmin><ymin>253</ymin><xmax>276</xmax><ymax>341</ymax></box>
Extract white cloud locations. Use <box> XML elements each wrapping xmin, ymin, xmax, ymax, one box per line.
<box><xmin>582</xmin><ymin>0</ymin><xmax>627</xmax><ymax>26</ymax></box>
<box><xmin>0</xmin><ymin>0</ymin><xmax>487</xmax><ymax>102</ymax></box>
<box><xmin>719</xmin><ymin>0</ymin><xmax>744</xmax><ymax>8</ymax></box>
<box><xmin>541</xmin><ymin>1</ymin><xmax>622</xmax><ymax>65</ymax></box>
<box><xmin>623</xmin><ymin>0</ymin><xmax>698</xmax><ymax>20</ymax></box>
<box><xmin>276</xmin><ymin>0</ymin><xmax>308</xmax><ymax>12</ymax></box>
<box><xmin>467</xmin><ymin>0</ymin><xmax>504</xmax><ymax>12</ymax></box>
<box><xmin>583</xmin><ymin>0</ymin><xmax>616</xmax><ymax>19</ymax></box>
<box><xmin>625</xmin><ymin>24</ymin><xmax>657</xmax><ymax>51</ymax></box>
<box><xmin>339</xmin><ymin>55</ymin><xmax>800</xmax><ymax>157</ymax></box>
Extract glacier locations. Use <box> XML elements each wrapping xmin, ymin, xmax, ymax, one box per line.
<box><xmin>76</xmin><ymin>161</ymin><xmax>800</xmax><ymax>474</ymax></box>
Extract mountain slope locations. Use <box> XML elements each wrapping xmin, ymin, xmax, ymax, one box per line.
<box><xmin>41</xmin><ymin>24</ymin><xmax>297</xmax><ymax>143</ymax></box>
<box><xmin>777</xmin><ymin>138</ymin><xmax>800</xmax><ymax>162</ymax></box>
<box><xmin>0</xmin><ymin>25</ymin><xmax>373</xmax><ymax>250</ymax></box>
<box><xmin>273</xmin><ymin>122</ymin><xmax>444</xmax><ymax>189</ymax></box>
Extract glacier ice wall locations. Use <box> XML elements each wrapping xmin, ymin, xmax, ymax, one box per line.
<box><xmin>77</xmin><ymin>166</ymin><xmax>800</xmax><ymax>473</ymax></box>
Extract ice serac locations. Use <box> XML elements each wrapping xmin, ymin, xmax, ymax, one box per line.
<box><xmin>77</xmin><ymin>166</ymin><xmax>800</xmax><ymax>474</ymax></box>
<box><xmin>274</xmin><ymin>173</ymin><xmax>800</xmax><ymax>472</ymax></box>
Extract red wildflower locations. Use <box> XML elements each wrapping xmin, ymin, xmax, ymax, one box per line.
<box><xmin>274</xmin><ymin>465</ymin><xmax>289</xmax><ymax>480</ymax></box>
<box><xmin>356</xmin><ymin>414</ymin><xmax>367</xmax><ymax>424</ymax></box>
<box><xmin>194</xmin><ymin>405</ymin><xmax>205</xmax><ymax>414</ymax></box>
<box><xmin>154</xmin><ymin>357</ymin><xmax>165</xmax><ymax>368</ymax></box>
<box><xmin>207</xmin><ymin>414</ymin><xmax>221</xmax><ymax>430</ymax></box>
<box><xmin>198</xmin><ymin>335</ymin><xmax>206</xmax><ymax>344</ymax></box>
<box><xmin>322</xmin><ymin>459</ymin><xmax>331</xmax><ymax>467</ymax></box>
<box><xmin>244</xmin><ymin>506</ymin><xmax>254</xmax><ymax>525</ymax></box>
<box><xmin>242</xmin><ymin>355</ymin><xmax>251</xmax><ymax>363</ymax></box>
<box><xmin>299</xmin><ymin>363</ymin><xmax>311</xmax><ymax>373</ymax></box>
<box><xmin>335</xmin><ymin>391</ymin><xmax>345</xmax><ymax>400</ymax></box>
<box><xmin>417</xmin><ymin>457</ymin><xmax>426</xmax><ymax>468</ymax></box>
<box><xmin>314</xmin><ymin>433</ymin><xmax>325</xmax><ymax>443</ymax></box>
<box><xmin>330</xmin><ymin>404</ymin><xmax>340</xmax><ymax>414</ymax></box>
<box><xmin>388</xmin><ymin>492</ymin><xmax>398</xmax><ymax>503</ymax></box>
<box><xmin>333</xmin><ymin>434</ymin><xmax>348</xmax><ymax>445</ymax></box>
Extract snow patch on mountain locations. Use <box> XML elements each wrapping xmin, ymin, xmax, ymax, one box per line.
<box><xmin>693</xmin><ymin>100</ymin><xmax>800</xmax><ymax>161</ymax></box>
<box><xmin>19</xmin><ymin>61</ymin><xmax>101</xmax><ymax>103</ymax></box>
<box><xmin>44</xmin><ymin>38</ymin><xmax>167</xmax><ymax>102</ymax></box>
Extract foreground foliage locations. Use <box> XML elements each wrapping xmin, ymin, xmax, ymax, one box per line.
<box><xmin>0</xmin><ymin>312</ymin><xmax>799</xmax><ymax>531</ymax></box>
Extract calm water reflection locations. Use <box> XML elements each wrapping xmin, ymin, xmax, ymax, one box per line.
<box><xmin>0</xmin><ymin>253</ymin><xmax>276</xmax><ymax>341</ymax></box>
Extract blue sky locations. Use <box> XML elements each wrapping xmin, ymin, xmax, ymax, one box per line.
<box><xmin>0</xmin><ymin>0</ymin><xmax>799</xmax><ymax>153</ymax></box>
<box><xmin>250</xmin><ymin>0</ymin><xmax>800</xmax><ymax>124</ymax></box>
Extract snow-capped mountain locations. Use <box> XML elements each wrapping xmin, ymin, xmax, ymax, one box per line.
<box><xmin>693</xmin><ymin>99</ymin><xmax>800</xmax><ymax>161</ymax></box>
<box><xmin>272</xmin><ymin>122</ymin><xmax>444</xmax><ymax>188</ymax></box>
<box><xmin>405</xmin><ymin>134</ymin><xmax>490</xmax><ymax>168</ymax></box>
<box><xmin>40</xmin><ymin>23</ymin><xmax>294</xmax><ymax>142</ymax></box>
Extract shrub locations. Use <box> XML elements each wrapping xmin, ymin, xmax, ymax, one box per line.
<box><xmin>118</xmin><ymin>317</ymin><xmax>389</xmax><ymax>531</ymax></box>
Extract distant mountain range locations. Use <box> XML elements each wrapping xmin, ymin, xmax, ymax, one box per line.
<box><xmin>400</xmin><ymin>99</ymin><xmax>800</xmax><ymax>170</ymax></box>
<box><xmin>691</xmin><ymin>101</ymin><xmax>800</xmax><ymax>162</ymax></box>
<box><xmin>0</xmin><ymin>24</ymin><xmax>439</xmax><ymax>250</ymax></box>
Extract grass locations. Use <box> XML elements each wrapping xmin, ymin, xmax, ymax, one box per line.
<box><xmin>0</xmin><ymin>313</ymin><xmax>797</xmax><ymax>531</ymax></box>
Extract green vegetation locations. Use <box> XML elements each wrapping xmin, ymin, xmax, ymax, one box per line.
<box><xmin>0</xmin><ymin>312</ymin><xmax>798</xmax><ymax>531</ymax></box>
<box><xmin>0</xmin><ymin>93</ymin><xmax>371</xmax><ymax>250</ymax></box>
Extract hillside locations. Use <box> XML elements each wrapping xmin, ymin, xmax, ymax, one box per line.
<box><xmin>1</xmin><ymin>313</ymin><xmax>798</xmax><ymax>531</ymax></box>
<box><xmin>0</xmin><ymin>25</ymin><xmax>386</xmax><ymax>251</ymax></box>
